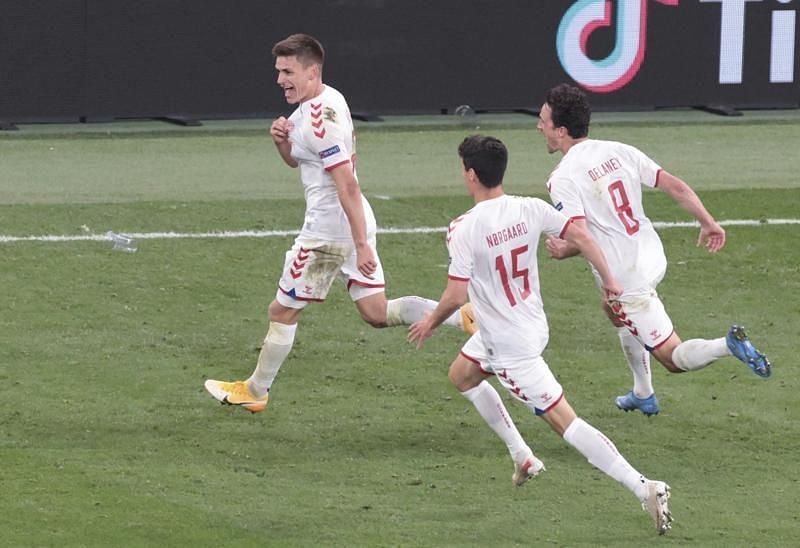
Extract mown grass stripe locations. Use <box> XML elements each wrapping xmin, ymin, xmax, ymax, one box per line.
<box><xmin>1</xmin><ymin>218</ymin><xmax>798</xmax><ymax>243</ymax></box>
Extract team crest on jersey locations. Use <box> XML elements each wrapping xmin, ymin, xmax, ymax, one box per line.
<box><xmin>323</xmin><ymin>107</ymin><xmax>337</xmax><ymax>123</ymax></box>
<box><xmin>319</xmin><ymin>145</ymin><xmax>341</xmax><ymax>159</ymax></box>
<box><xmin>554</xmin><ymin>201</ymin><xmax>563</xmax><ymax>211</ymax></box>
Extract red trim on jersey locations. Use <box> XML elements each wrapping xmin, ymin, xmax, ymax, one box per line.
<box><xmin>559</xmin><ymin>216</ymin><xmax>585</xmax><ymax>239</ymax></box>
<box><xmin>324</xmin><ymin>159</ymin><xmax>351</xmax><ymax>172</ymax></box>
<box><xmin>648</xmin><ymin>328</ymin><xmax>675</xmax><ymax>351</ymax></box>
<box><xmin>654</xmin><ymin>169</ymin><xmax>664</xmax><ymax>187</ymax></box>
<box><xmin>448</xmin><ymin>275</ymin><xmax>470</xmax><ymax>282</ymax></box>
<box><xmin>446</xmin><ymin>212</ymin><xmax>470</xmax><ymax>237</ymax></box>
<box><xmin>541</xmin><ymin>392</ymin><xmax>564</xmax><ymax>414</ymax></box>
<box><xmin>346</xmin><ymin>279</ymin><xmax>385</xmax><ymax>290</ymax></box>
<box><xmin>448</xmin><ymin>215</ymin><xmax>466</xmax><ymax>230</ymax></box>
<box><xmin>278</xmin><ymin>285</ymin><xmax>324</xmax><ymax>302</ymax></box>
<box><xmin>460</xmin><ymin>351</ymin><xmax>493</xmax><ymax>376</ymax></box>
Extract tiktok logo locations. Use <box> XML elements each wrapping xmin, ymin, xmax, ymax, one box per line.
<box><xmin>700</xmin><ymin>0</ymin><xmax>797</xmax><ymax>84</ymax></box>
<box><xmin>558</xmin><ymin>0</ymin><xmax>797</xmax><ymax>92</ymax></box>
<box><xmin>557</xmin><ymin>0</ymin><xmax>680</xmax><ymax>92</ymax></box>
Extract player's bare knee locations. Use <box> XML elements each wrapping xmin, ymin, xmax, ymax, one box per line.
<box><xmin>360</xmin><ymin>312</ymin><xmax>387</xmax><ymax>328</ymax></box>
<box><xmin>449</xmin><ymin>368</ymin><xmax>474</xmax><ymax>392</ymax></box>
<box><xmin>354</xmin><ymin>293</ymin><xmax>388</xmax><ymax>328</ymax></box>
<box><xmin>447</xmin><ymin>366</ymin><xmax>461</xmax><ymax>389</ymax></box>
<box><xmin>541</xmin><ymin>397</ymin><xmax>577</xmax><ymax>437</ymax></box>
<box><xmin>268</xmin><ymin>300</ymin><xmax>300</xmax><ymax>324</ymax></box>
<box><xmin>356</xmin><ymin>304</ymin><xmax>387</xmax><ymax>328</ymax></box>
<box><xmin>267</xmin><ymin>300</ymin><xmax>282</xmax><ymax>318</ymax></box>
<box><xmin>653</xmin><ymin>335</ymin><xmax>684</xmax><ymax>373</ymax></box>
<box><xmin>656</xmin><ymin>356</ymin><xmax>685</xmax><ymax>374</ymax></box>
<box><xmin>449</xmin><ymin>360</ymin><xmax>484</xmax><ymax>391</ymax></box>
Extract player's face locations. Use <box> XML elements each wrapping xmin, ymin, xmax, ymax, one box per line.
<box><xmin>537</xmin><ymin>103</ymin><xmax>562</xmax><ymax>154</ymax></box>
<box><xmin>275</xmin><ymin>55</ymin><xmax>319</xmax><ymax>104</ymax></box>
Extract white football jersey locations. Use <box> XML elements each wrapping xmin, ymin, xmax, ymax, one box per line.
<box><xmin>546</xmin><ymin>139</ymin><xmax>666</xmax><ymax>291</ymax></box>
<box><xmin>447</xmin><ymin>195</ymin><xmax>570</xmax><ymax>361</ymax></box>
<box><xmin>287</xmin><ymin>85</ymin><xmax>376</xmax><ymax>242</ymax></box>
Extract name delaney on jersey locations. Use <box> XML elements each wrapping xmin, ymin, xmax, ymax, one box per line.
<box><xmin>588</xmin><ymin>157</ymin><xmax>622</xmax><ymax>182</ymax></box>
<box><xmin>486</xmin><ymin>221</ymin><xmax>529</xmax><ymax>248</ymax></box>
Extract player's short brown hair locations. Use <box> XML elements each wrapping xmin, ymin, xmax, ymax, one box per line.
<box><xmin>545</xmin><ymin>83</ymin><xmax>591</xmax><ymax>139</ymax></box>
<box><xmin>272</xmin><ymin>33</ymin><xmax>325</xmax><ymax>68</ymax></box>
<box><xmin>458</xmin><ymin>135</ymin><xmax>508</xmax><ymax>188</ymax></box>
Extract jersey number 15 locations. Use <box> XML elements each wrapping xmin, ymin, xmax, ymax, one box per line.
<box><xmin>495</xmin><ymin>245</ymin><xmax>531</xmax><ymax>307</ymax></box>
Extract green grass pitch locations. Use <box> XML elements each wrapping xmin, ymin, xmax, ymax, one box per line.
<box><xmin>1</xmin><ymin>112</ymin><xmax>798</xmax><ymax>546</ymax></box>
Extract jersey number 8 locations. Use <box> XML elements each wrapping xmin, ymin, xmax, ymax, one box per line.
<box><xmin>608</xmin><ymin>180</ymin><xmax>640</xmax><ymax>235</ymax></box>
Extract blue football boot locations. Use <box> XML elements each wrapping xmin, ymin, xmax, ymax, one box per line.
<box><xmin>726</xmin><ymin>325</ymin><xmax>771</xmax><ymax>378</ymax></box>
<box><xmin>615</xmin><ymin>391</ymin><xmax>661</xmax><ymax>416</ymax></box>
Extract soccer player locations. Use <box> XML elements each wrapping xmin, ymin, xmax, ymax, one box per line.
<box><xmin>537</xmin><ymin>83</ymin><xmax>771</xmax><ymax>417</ymax></box>
<box><xmin>204</xmin><ymin>34</ymin><xmax>472</xmax><ymax>412</ymax></box>
<box><xmin>409</xmin><ymin>135</ymin><xmax>673</xmax><ymax>534</ymax></box>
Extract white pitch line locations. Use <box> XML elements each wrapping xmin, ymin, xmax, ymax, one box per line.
<box><xmin>0</xmin><ymin>218</ymin><xmax>798</xmax><ymax>244</ymax></box>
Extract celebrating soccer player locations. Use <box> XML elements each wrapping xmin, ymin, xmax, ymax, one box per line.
<box><xmin>537</xmin><ymin>83</ymin><xmax>771</xmax><ymax>416</ymax></box>
<box><xmin>409</xmin><ymin>135</ymin><xmax>673</xmax><ymax>534</ymax></box>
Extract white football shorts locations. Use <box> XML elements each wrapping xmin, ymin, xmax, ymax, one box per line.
<box><xmin>460</xmin><ymin>332</ymin><xmax>564</xmax><ymax>416</ymax></box>
<box><xmin>610</xmin><ymin>286</ymin><xmax>674</xmax><ymax>351</ymax></box>
<box><xmin>276</xmin><ymin>236</ymin><xmax>385</xmax><ymax>309</ymax></box>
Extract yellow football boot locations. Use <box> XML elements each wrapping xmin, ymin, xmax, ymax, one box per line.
<box><xmin>204</xmin><ymin>380</ymin><xmax>268</xmax><ymax>413</ymax></box>
<box><xmin>460</xmin><ymin>302</ymin><xmax>479</xmax><ymax>335</ymax></box>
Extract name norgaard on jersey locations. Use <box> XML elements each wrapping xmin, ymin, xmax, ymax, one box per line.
<box><xmin>587</xmin><ymin>157</ymin><xmax>622</xmax><ymax>181</ymax></box>
<box><xmin>486</xmin><ymin>222</ymin><xmax>529</xmax><ymax>248</ymax></box>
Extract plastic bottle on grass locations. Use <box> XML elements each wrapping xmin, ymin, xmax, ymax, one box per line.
<box><xmin>107</xmin><ymin>231</ymin><xmax>137</xmax><ymax>253</ymax></box>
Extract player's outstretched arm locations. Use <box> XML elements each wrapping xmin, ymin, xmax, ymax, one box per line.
<box><xmin>657</xmin><ymin>171</ymin><xmax>726</xmax><ymax>253</ymax></box>
<box><xmin>408</xmin><ymin>279</ymin><xmax>468</xmax><ymax>349</ymax></box>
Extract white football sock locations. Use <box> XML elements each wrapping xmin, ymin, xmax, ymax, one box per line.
<box><xmin>617</xmin><ymin>327</ymin><xmax>654</xmax><ymax>398</ymax></box>
<box><xmin>671</xmin><ymin>337</ymin><xmax>729</xmax><ymax>371</ymax></box>
<box><xmin>385</xmin><ymin>296</ymin><xmax>463</xmax><ymax>328</ymax></box>
<box><xmin>563</xmin><ymin>417</ymin><xmax>648</xmax><ymax>501</ymax></box>
<box><xmin>462</xmin><ymin>381</ymin><xmax>531</xmax><ymax>463</ymax></box>
<box><xmin>246</xmin><ymin>321</ymin><xmax>297</xmax><ymax>397</ymax></box>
